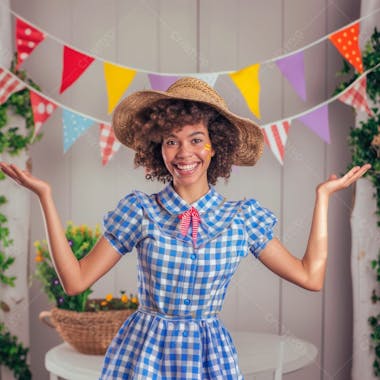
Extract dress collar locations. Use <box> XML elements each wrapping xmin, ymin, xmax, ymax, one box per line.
<box><xmin>156</xmin><ymin>182</ymin><xmax>225</xmax><ymax>215</ymax></box>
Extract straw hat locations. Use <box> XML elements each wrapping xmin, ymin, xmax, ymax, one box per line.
<box><xmin>112</xmin><ymin>77</ymin><xmax>264</xmax><ymax>166</ymax></box>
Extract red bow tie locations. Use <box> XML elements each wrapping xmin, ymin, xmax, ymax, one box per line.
<box><xmin>178</xmin><ymin>207</ymin><xmax>201</xmax><ymax>246</ymax></box>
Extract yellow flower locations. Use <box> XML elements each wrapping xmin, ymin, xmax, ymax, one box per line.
<box><xmin>72</xmin><ymin>227</ymin><xmax>77</xmax><ymax>234</ymax></box>
<box><xmin>131</xmin><ymin>297</ymin><xmax>138</xmax><ymax>304</ymax></box>
<box><xmin>100</xmin><ymin>301</ymin><xmax>107</xmax><ymax>306</ymax></box>
<box><xmin>33</xmin><ymin>241</ymin><xmax>41</xmax><ymax>248</ymax></box>
<box><xmin>105</xmin><ymin>294</ymin><xmax>113</xmax><ymax>302</ymax></box>
<box><xmin>80</xmin><ymin>225</ymin><xmax>87</xmax><ymax>234</ymax></box>
<box><xmin>35</xmin><ymin>255</ymin><xmax>43</xmax><ymax>262</ymax></box>
<box><xmin>95</xmin><ymin>224</ymin><xmax>101</xmax><ymax>237</ymax></box>
<box><xmin>121</xmin><ymin>294</ymin><xmax>128</xmax><ymax>303</ymax></box>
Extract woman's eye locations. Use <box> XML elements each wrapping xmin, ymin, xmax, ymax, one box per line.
<box><xmin>192</xmin><ymin>138</ymin><xmax>202</xmax><ymax>144</ymax></box>
<box><xmin>166</xmin><ymin>140</ymin><xmax>176</xmax><ymax>145</ymax></box>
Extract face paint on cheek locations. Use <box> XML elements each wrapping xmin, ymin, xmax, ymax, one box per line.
<box><xmin>203</xmin><ymin>143</ymin><xmax>213</xmax><ymax>160</ymax></box>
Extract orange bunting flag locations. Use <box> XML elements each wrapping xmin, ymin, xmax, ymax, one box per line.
<box><xmin>229</xmin><ymin>64</ymin><xmax>261</xmax><ymax>119</ymax></box>
<box><xmin>16</xmin><ymin>18</ymin><xmax>46</xmax><ymax>68</ymax></box>
<box><xmin>60</xmin><ymin>46</ymin><xmax>95</xmax><ymax>93</ymax></box>
<box><xmin>30</xmin><ymin>91</ymin><xmax>58</xmax><ymax>138</ymax></box>
<box><xmin>99</xmin><ymin>123</ymin><xmax>121</xmax><ymax>165</ymax></box>
<box><xmin>104</xmin><ymin>62</ymin><xmax>137</xmax><ymax>114</ymax></box>
<box><xmin>0</xmin><ymin>68</ymin><xmax>25</xmax><ymax>104</ymax></box>
<box><xmin>328</xmin><ymin>22</ymin><xmax>363</xmax><ymax>73</ymax></box>
<box><xmin>261</xmin><ymin>121</ymin><xmax>291</xmax><ymax>165</ymax></box>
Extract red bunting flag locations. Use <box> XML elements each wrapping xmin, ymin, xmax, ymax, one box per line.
<box><xmin>329</xmin><ymin>22</ymin><xmax>363</xmax><ymax>73</ymax></box>
<box><xmin>0</xmin><ymin>68</ymin><xmax>25</xmax><ymax>104</ymax></box>
<box><xmin>30</xmin><ymin>91</ymin><xmax>57</xmax><ymax>137</ymax></box>
<box><xmin>16</xmin><ymin>18</ymin><xmax>46</xmax><ymax>68</ymax></box>
<box><xmin>338</xmin><ymin>76</ymin><xmax>372</xmax><ymax>115</ymax></box>
<box><xmin>262</xmin><ymin>121</ymin><xmax>291</xmax><ymax>165</ymax></box>
<box><xmin>99</xmin><ymin>123</ymin><xmax>120</xmax><ymax>165</ymax></box>
<box><xmin>60</xmin><ymin>46</ymin><xmax>95</xmax><ymax>93</ymax></box>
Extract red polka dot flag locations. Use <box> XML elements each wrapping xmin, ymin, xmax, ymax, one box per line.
<box><xmin>16</xmin><ymin>18</ymin><xmax>46</xmax><ymax>68</ymax></box>
<box><xmin>30</xmin><ymin>91</ymin><xmax>57</xmax><ymax>138</ymax></box>
<box><xmin>328</xmin><ymin>22</ymin><xmax>363</xmax><ymax>73</ymax></box>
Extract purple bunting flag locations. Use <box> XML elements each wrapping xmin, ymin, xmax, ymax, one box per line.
<box><xmin>275</xmin><ymin>51</ymin><xmax>307</xmax><ymax>101</ymax></box>
<box><xmin>296</xmin><ymin>104</ymin><xmax>330</xmax><ymax>143</ymax></box>
<box><xmin>148</xmin><ymin>74</ymin><xmax>179</xmax><ymax>91</ymax></box>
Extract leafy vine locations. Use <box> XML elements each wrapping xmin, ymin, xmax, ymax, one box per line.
<box><xmin>0</xmin><ymin>55</ymin><xmax>39</xmax><ymax>379</ymax></box>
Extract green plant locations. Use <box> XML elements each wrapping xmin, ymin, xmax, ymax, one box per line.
<box><xmin>34</xmin><ymin>222</ymin><xmax>139</xmax><ymax>312</ymax></box>
<box><xmin>0</xmin><ymin>323</ymin><xmax>31</xmax><ymax>380</ymax></box>
<box><xmin>369</xmin><ymin>253</ymin><xmax>380</xmax><ymax>377</ymax></box>
<box><xmin>334</xmin><ymin>27</ymin><xmax>380</xmax><ymax>226</ymax></box>
<box><xmin>0</xmin><ymin>54</ymin><xmax>38</xmax><ymax>378</ymax></box>
<box><xmin>335</xmin><ymin>27</ymin><xmax>380</xmax><ymax>377</ymax></box>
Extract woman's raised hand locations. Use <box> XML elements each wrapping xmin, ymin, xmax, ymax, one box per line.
<box><xmin>316</xmin><ymin>163</ymin><xmax>371</xmax><ymax>197</ymax></box>
<box><xmin>0</xmin><ymin>162</ymin><xmax>51</xmax><ymax>197</ymax></box>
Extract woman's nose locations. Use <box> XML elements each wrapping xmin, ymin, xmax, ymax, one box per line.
<box><xmin>176</xmin><ymin>143</ymin><xmax>193</xmax><ymax>158</ymax></box>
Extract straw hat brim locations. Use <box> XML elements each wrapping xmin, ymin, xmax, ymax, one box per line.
<box><xmin>112</xmin><ymin>86</ymin><xmax>264</xmax><ymax>166</ymax></box>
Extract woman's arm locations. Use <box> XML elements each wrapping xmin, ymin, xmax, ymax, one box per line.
<box><xmin>0</xmin><ymin>162</ymin><xmax>121</xmax><ymax>295</ymax></box>
<box><xmin>258</xmin><ymin>164</ymin><xmax>371</xmax><ymax>291</ymax></box>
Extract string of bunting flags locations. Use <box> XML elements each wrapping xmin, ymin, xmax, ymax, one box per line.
<box><xmin>3</xmin><ymin>7</ymin><xmax>379</xmax><ymax>165</ymax></box>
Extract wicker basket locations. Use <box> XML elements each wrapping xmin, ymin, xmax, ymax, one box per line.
<box><xmin>39</xmin><ymin>307</ymin><xmax>135</xmax><ymax>355</ymax></box>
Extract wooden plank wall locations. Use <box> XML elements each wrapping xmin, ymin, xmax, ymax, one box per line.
<box><xmin>9</xmin><ymin>0</ymin><xmax>360</xmax><ymax>379</ymax></box>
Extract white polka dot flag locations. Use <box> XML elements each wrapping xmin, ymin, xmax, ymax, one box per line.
<box><xmin>261</xmin><ymin>121</ymin><xmax>291</xmax><ymax>165</ymax></box>
<box><xmin>99</xmin><ymin>123</ymin><xmax>121</xmax><ymax>165</ymax></box>
<box><xmin>30</xmin><ymin>91</ymin><xmax>58</xmax><ymax>138</ymax></box>
<box><xmin>0</xmin><ymin>68</ymin><xmax>25</xmax><ymax>105</ymax></box>
<box><xmin>328</xmin><ymin>22</ymin><xmax>363</xmax><ymax>73</ymax></box>
<box><xmin>62</xmin><ymin>109</ymin><xmax>95</xmax><ymax>153</ymax></box>
<box><xmin>338</xmin><ymin>76</ymin><xmax>372</xmax><ymax>116</ymax></box>
<box><xmin>16</xmin><ymin>18</ymin><xmax>46</xmax><ymax>68</ymax></box>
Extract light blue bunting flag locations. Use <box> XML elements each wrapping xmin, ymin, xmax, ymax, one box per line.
<box><xmin>62</xmin><ymin>109</ymin><xmax>95</xmax><ymax>152</ymax></box>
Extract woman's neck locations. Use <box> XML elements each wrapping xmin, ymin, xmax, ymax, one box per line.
<box><xmin>172</xmin><ymin>182</ymin><xmax>210</xmax><ymax>205</ymax></box>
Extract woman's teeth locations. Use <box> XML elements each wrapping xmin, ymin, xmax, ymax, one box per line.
<box><xmin>175</xmin><ymin>163</ymin><xmax>198</xmax><ymax>171</ymax></box>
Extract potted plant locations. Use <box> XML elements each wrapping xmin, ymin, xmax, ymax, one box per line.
<box><xmin>34</xmin><ymin>222</ymin><xmax>138</xmax><ymax>355</ymax></box>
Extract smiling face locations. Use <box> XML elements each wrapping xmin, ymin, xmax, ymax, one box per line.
<box><xmin>161</xmin><ymin>123</ymin><xmax>215</xmax><ymax>192</ymax></box>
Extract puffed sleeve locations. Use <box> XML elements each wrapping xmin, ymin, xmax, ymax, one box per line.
<box><xmin>242</xmin><ymin>198</ymin><xmax>278</xmax><ymax>259</ymax></box>
<box><xmin>102</xmin><ymin>192</ymin><xmax>143</xmax><ymax>255</ymax></box>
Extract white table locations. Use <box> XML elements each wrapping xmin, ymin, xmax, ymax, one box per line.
<box><xmin>45</xmin><ymin>331</ymin><xmax>318</xmax><ymax>380</ymax></box>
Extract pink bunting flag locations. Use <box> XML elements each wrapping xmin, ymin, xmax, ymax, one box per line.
<box><xmin>262</xmin><ymin>121</ymin><xmax>291</xmax><ymax>165</ymax></box>
<box><xmin>0</xmin><ymin>68</ymin><xmax>25</xmax><ymax>105</ymax></box>
<box><xmin>16</xmin><ymin>18</ymin><xmax>46</xmax><ymax>68</ymax></box>
<box><xmin>30</xmin><ymin>91</ymin><xmax>57</xmax><ymax>137</ymax></box>
<box><xmin>99</xmin><ymin>123</ymin><xmax>121</xmax><ymax>165</ymax></box>
<box><xmin>275</xmin><ymin>51</ymin><xmax>306</xmax><ymax>101</ymax></box>
<box><xmin>296</xmin><ymin>104</ymin><xmax>330</xmax><ymax>143</ymax></box>
<box><xmin>148</xmin><ymin>74</ymin><xmax>179</xmax><ymax>91</ymax></box>
<box><xmin>338</xmin><ymin>76</ymin><xmax>372</xmax><ymax>115</ymax></box>
<box><xmin>60</xmin><ymin>46</ymin><xmax>95</xmax><ymax>93</ymax></box>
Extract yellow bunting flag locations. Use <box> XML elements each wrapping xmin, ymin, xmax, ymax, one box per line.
<box><xmin>104</xmin><ymin>62</ymin><xmax>136</xmax><ymax>114</ymax></box>
<box><xmin>229</xmin><ymin>64</ymin><xmax>261</xmax><ymax>119</ymax></box>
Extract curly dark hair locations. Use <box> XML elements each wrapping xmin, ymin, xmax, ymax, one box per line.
<box><xmin>132</xmin><ymin>99</ymin><xmax>239</xmax><ymax>185</ymax></box>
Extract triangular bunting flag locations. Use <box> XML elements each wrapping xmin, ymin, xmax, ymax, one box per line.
<box><xmin>0</xmin><ymin>68</ymin><xmax>25</xmax><ymax>104</ymax></box>
<box><xmin>104</xmin><ymin>62</ymin><xmax>136</xmax><ymax>114</ymax></box>
<box><xmin>297</xmin><ymin>104</ymin><xmax>330</xmax><ymax>143</ymax></box>
<box><xmin>99</xmin><ymin>123</ymin><xmax>121</xmax><ymax>165</ymax></box>
<box><xmin>190</xmin><ymin>73</ymin><xmax>219</xmax><ymax>87</ymax></box>
<box><xmin>328</xmin><ymin>22</ymin><xmax>363</xmax><ymax>73</ymax></box>
<box><xmin>16</xmin><ymin>18</ymin><xmax>46</xmax><ymax>67</ymax></box>
<box><xmin>148</xmin><ymin>74</ymin><xmax>179</xmax><ymax>91</ymax></box>
<box><xmin>229</xmin><ymin>64</ymin><xmax>261</xmax><ymax>119</ymax></box>
<box><xmin>338</xmin><ymin>76</ymin><xmax>372</xmax><ymax>115</ymax></box>
<box><xmin>262</xmin><ymin>121</ymin><xmax>291</xmax><ymax>165</ymax></box>
<box><xmin>62</xmin><ymin>109</ymin><xmax>95</xmax><ymax>152</ymax></box>
<box><xmin>60</xmin><ymin>46</ymin><xmax>95</xmax><ymax>93</ymax></box>
<box><xmin>30</xmin><ymin>91</ymin><xmax>57</xmax><ymax>138</ymax></box>
<box><xmin>275</xmin><ymin>51</ymin><xmax>306</xmax><ymax>101</ymax></box>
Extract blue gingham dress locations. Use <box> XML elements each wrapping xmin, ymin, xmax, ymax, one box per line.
<box><xmin>100</xmin><ymin>182</ymin><xmax>277</xmax><ymax>379</ymax></box>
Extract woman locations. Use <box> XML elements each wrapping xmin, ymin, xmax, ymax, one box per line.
<box><xmin>0</xmin><ymin>77</ymin><xmax>370</xmax><ymax>379</ymax></box>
